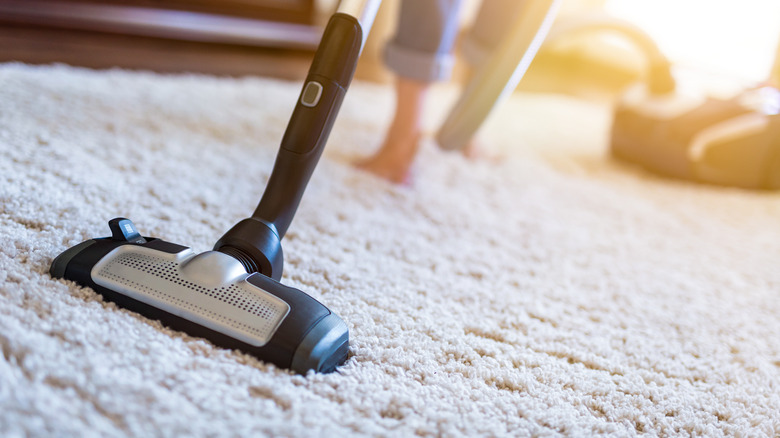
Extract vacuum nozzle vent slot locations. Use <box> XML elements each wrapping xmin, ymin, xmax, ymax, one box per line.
<box><xmin>92</xmin><ymin>247</ymin><xmax>290</xmax><ymax>346</ymax></box>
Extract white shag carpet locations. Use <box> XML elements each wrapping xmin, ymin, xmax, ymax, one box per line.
<box><xmin>1</xmin><ymin>63</ymin><xmax>780</xmax><ymax>437</ymax></box>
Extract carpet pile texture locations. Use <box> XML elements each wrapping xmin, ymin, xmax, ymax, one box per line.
<box><xmin>1</xmin><ymin>63</ymin><xmax>779</xmax><ymax>436</ymax></box>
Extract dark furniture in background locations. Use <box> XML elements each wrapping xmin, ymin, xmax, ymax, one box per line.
<box><xmin>0</xmin><ymin>0</ymin><xmax>325</xmax><ymax>77</ymax></box>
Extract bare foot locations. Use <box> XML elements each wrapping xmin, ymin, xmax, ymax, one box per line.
<box><xmin>356</xmin><ymin>132</ymin><xmax>420</xmax><ymax>184</ymax></box>
<box><xmin>356</xmin><ymin>77</ymin><xmax>428</xmax><ymax>184</ymax></box>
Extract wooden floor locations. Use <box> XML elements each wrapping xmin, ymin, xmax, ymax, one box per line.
<box><xmin>0</xmin><ymin>23</ymin><xmax>315</xmax><ymax>79</ymax></box>
<box><xmin>0</xmin><ymin>22</ymin><xmax>640</xmax><ymax>100</ymax></box>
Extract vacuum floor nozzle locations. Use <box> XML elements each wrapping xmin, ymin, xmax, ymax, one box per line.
<box><xmin>51</xmin><ymin>219</ymin><xmax>349</xmax><ymax>374</ymax></box>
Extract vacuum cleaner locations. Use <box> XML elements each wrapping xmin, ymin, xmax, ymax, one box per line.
<box><xmin>50</xmin><ymin>2</ymin><xmax>381</xmax><ymax>374</ymax></box>
<box><xmin>580</xmin><ymin>13</ymin><xmax>780</xmax><ymax>190</ymax></box>
<box><xmin>612</xmin><ymin>81</ymin><xmax>780</xmax><ymax>190</ymax></box>
<box><xmin>437</xmin><ymin>4</ymin><xmax>779</xmax><ymax>189</ymax></box>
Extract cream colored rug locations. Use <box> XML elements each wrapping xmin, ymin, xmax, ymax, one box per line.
<box><xmin>1</xmin><ymin>63</ymin><xmax>779</xmax><ymax>437</ymax></box>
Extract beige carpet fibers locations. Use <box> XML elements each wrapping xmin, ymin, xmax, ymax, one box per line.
<box><xmin>1</xmin><ymin>63</ymin><xmax>780</xmax><ymax>436</ymax></box>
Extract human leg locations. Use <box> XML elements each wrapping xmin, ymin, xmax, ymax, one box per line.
<box><xmin>356</xmin><ymin>77</ymin><xmax>428</xmax><ymax>184</ymax></box>
<box><xmin>438</xmin><ymin>0</ymin><xmax>558</xmax><ymax>155</ymax></box>
<box><xmin>461</xmin><ymin>0</ymin><xmax>531</xmax><ymax>69</ymax></box>
<box><xmin>357</xmin><ymin>0</ymin><xmax>463</xmax><ymax>183</ymax></box>
<box><xmin>449</xmin><ymin>0</ymin><xmax>532</xmax><ymax>157</ymax></box>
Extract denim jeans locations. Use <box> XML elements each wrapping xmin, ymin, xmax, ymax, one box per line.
<box><xmin>384</xmin><ymin>0</ymin><xmax>529</xmax><ymax>82</ymax></box>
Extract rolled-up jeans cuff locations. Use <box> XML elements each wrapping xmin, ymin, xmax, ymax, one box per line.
<box><xmin>384</xmin><ymin>42</ymin><xmax>455</xmax><ymax>83</ymax></box>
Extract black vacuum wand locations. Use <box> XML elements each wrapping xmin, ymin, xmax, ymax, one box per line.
<box><xmin>214</xmin><ymin>12</ymin><xmax>362</xmax><ymax>281</ymax></box>
<box><xmin>50</xmin><ymin>13</ymin><xmax>364</xmax><ymax>374</ymax></box>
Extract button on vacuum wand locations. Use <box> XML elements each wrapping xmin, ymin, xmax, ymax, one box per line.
<box><xmin>300</xmin><ymin>81</ymin><xmax>324</xmax><ymax>108</ymax></box>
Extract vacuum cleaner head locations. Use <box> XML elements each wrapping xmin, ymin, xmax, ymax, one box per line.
<box><xmin>51</xmin><ymin>218</ymin><xmax>349</xmax><ymax>374</ymax></box>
